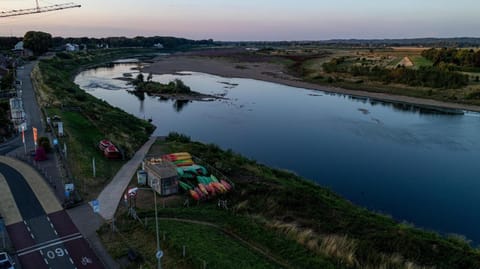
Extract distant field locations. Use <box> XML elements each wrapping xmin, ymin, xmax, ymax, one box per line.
<box><xmin>410</xmin><ymin>56</ymin><xmax>433</xmax><ymax>68</ymax></box>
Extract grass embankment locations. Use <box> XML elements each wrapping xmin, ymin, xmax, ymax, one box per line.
<box><xmin>31</xmin><ymin>49</ymin><xmax>156</xmax><ymax>199</ymax></box>
<box><xmin>99</xmin><ymin>134</ymin><xmax>480</xmax><ymax>269</ymax></box>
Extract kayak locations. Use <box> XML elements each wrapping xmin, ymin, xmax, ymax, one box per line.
<box><xmin>220</xmin><ymin>180</ymin><xmax>232</xmax><ymax>191</ymax></box>
<box><xmin>198</xmin><ymin>184</ymin><xmax>209</xmax><ymax>196</ymax></box>
<box><xmin>189</xmin><ymin>190</ymin><xmax>200</xmax><ymax>201</ymax></box>
<box><xmin>179</xmin><ymin>181</ymin><xmax>192</xmax><ymax>191</ymax></box>
<box><xmin>210</xmin><ymin>175</ymin><xmax>219</xmax><ymax>182</ymax></box>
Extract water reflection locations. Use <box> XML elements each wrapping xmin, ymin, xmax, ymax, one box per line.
<box><xmin>173</xmin><ymin>99</ymin><xmax>190</xmax><ymax>112</ymax></box>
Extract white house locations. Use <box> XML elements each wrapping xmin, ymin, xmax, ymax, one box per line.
<box><xmin>13</xmin><ymin>41</ymin><xmax>24</xmax><ymax>51</ymax></box>
<box><xmin>65</xmin><ymin>43</ymin><xmax>80</xmax><ymax>52</ymax></box>
<box><xmin>12</xmin><ymin>41</ymin><xmax>33</xmax><ymax>57</ymax></box>
<box><xmin>153</xmin><ymin>43</ymin><xmax>164</xmax><ymax>49</ymax></box>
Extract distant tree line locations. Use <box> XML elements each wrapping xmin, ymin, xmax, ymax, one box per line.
<box><xmin>0</xmin><ymin>32</ymin><xmax>215</xmax><ymax>53</ymax></box>
<box><xmin>51</xmin><ymin>36</ymin><xmax>215</xmax><ymax>49</ymax></box>
<box><xmin>223</xmin><ymin>38</ymin><xmax>480</xmax><ymax>48</ymax></box>
<box><xmin>422</xmin><ymin>48</ymin><xmax>480</xmax><ymax>69</ymax></box>
<box><xmin>323</xmin><ymin>57</ymin><xmax>469</xmax><ymax>89</ymax></box>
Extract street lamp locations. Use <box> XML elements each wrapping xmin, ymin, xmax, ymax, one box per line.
<box><xmin>152</xmin><ymin>178</ymin><xmax>162</xmax><ymax>269</ymax></box>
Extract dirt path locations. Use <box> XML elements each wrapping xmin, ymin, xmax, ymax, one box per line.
<box><xmin>157</xmin><ymin>217</ymin><xmax>292</xmax><ymax>269</ymax></box>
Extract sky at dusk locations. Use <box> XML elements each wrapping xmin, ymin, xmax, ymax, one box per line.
<box><xmin>0</xmin><ymin>0</ymin><xmax>479</xmax><ymax>40</ymax></box>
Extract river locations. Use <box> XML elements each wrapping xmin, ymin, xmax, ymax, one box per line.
<box><xmin>75</xmin><ymin>61</ymin><xmax>480</xmax><ymax>243</ymax></box>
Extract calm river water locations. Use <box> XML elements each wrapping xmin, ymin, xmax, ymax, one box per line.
<box><xmin>75</xmin><ymin>62</ymin><xmax>480</xmax><ymax>243</ymax></box>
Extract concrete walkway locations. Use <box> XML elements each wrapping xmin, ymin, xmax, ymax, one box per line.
<box><xmin>97</xmin><ymin>136</ymin><xmax>157</xmax><ymax>220</ymax></box>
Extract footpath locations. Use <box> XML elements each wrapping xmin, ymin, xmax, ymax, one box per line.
<box><xmin>97</xmin><ymin>136</ymin><xmax>157</xmax><ymax>221</ymax></box>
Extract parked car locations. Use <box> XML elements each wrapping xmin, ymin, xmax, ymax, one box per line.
<box><xmin>0</xmin><ymin>252</ymin><xmax>14</xmax><ymax>269</ymax></box>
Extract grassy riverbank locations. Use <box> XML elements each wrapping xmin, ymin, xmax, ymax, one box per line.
<box><xmin>31</xmin><ymin>49</ymin><xmax>157</xmax><ymax>198</ymax></box>
<box><xmin>98</xmin><ymin>133</ymin><xmax>480</xmax><ymax>269</ymax></box>
<box><xmin>278</xmin><ymin>47</ymin><xmax>480</xmax><ymax>107</ymax></box>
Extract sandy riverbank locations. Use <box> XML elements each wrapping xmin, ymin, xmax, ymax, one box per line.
<box><xmin>142</xmin><ymin>55</ymin><xmax>480</xmax><ymax>113</ymax></box>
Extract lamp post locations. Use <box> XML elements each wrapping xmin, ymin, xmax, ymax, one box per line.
<box><xmin>152</xmin><ymin>178</ymin><xmax>162</xmax><ymax>269</ymax></box>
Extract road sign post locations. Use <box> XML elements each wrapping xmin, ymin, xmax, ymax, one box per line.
<box><xmin>156</xmin><ymin>250</ymin><xmax>163</xmax><ymax>269</ymax></box>
<box><xmin>90</xmin><ymin>199</ymin><xmax>100</xmax><ymax>213</ymax></box>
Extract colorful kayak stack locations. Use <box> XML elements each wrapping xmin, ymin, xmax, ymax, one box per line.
<box><xmin>163</xmin><ymin>152</ymin><xmax>233</xmax><ymax>201</ymax></box>
<box><xmin>162</xmin><ymin>152</ymin><xmax>194</xmax><ymax>167</ymax></box>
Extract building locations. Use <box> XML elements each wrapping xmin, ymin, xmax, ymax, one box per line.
<box><xmin>144</xmin><ymin>157</ymin><xmax>179</xmax><ymax>196</ymax></box>
<box><xmin>9</xmin><ymin>97</ymin><xmax>25</xmax><ymax>130</ymax></box>
<box><xmin>65</xmin><ymin>43</ymin><xmax>80</xmax><ymax>52</ymax></box>
<box><xmin>12</xmin><ymin>41</ymin><xmax>33</xmax><ymax>57</ymax></box>
<box><xmin>153</xmin><ymin>43</ymin><xmax>164</xmax><ymax>49</ymax></box>
<box><xmin>13</xmin><ymin>41</ymin><xmax>23</xmax><ymax>51</ymax></box>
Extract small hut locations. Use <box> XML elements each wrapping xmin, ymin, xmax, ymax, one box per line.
<box><xmin>144</xmin><ymin>157</ymin><xmax>179</xmax><ymax>196</ymax></box>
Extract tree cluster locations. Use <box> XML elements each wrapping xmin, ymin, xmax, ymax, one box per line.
<box><xmin>23</xmin><ymin>31</ymin><xmax>52</xmax><ymax>55</ymax></box>
<box><xmin>0</xmin><ymin>70</ymin><xmax>14</xmax><ymax>90</ymax></box>
<box><xmin>132</xmin><ymin>74</ymin><xmax>191</xmax><ymax>94</ymax></box>
<box><xmin>422</xmin><ymin>48</ymin><xmax>480</xmax><ymax>69</ymax></box>
<box><xmin>323</xmin><ymin>58</ymin><xmax>469</xmax><ymax>89</ymax></box>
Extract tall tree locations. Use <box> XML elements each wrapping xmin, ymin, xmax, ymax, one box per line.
<box><xmin>23</xmin><ymin>31</ymin><xmax>52</xmax><ymax>55</ymax></box>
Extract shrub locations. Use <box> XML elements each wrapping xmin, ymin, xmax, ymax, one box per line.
<box><xmin>166</xmin><ymin>132</ymin><xmax>191</xmax><ymax>143</ymax></box>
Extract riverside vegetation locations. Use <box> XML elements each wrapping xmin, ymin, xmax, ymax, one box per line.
<box><xmin>98</xmin><ymin>132</ymin><xmax>480</xmax><ymax>269</ymax></box>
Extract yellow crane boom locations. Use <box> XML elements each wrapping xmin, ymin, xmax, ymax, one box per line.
<box><xmin>0</xmin><ymin>1</ymin><xmax>81</xmax><ymax>18</ymax></box>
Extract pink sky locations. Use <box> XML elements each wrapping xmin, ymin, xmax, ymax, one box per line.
<box><xmin>0</xmin><ymin>0</ymin><xmax>478</xmax><ymax>40</ymax></box>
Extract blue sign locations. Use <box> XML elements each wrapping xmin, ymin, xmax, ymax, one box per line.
<box><xmin>53</xmin><ymin>138</ymin><xmax>58</xmax><ymax>146</ymax></box>
<box><xmin>91</xmin><ymin>199</ymin><xmax>100</xmax><ymax>213</ymax></box>
<box><xmin>156</xmin><ymin>250</ymin><xmax>163</xmax><ymax>259</ymax></box>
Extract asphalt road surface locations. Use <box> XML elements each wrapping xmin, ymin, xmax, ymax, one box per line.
<box><xmin>0</xmin><ymin>162</ymin><xmax>104</xmax><ymax>269</ymax></box>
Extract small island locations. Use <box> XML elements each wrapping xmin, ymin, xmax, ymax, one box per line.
<box><xmin>129</xmin><ymin>73</ymin><xmax>223</xmax><ymax>101</ymax></box>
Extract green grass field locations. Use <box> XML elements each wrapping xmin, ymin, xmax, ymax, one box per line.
<box><xmin>151</xmin><ymin>220</ymin><xmax>279</xmax><ymax>269</ymax></box>
<box><xmin>410</xmin><ymin>56</ymin><xmax>433</xmax><ymax>68</ymax></box>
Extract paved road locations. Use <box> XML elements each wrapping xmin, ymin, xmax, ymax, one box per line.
<box><xmin>17</xmin><ymin>61</ymin><xmax>45</xmax><ymax>143</ymax></box>
<box><xmin>0</xmin><ymin>160</ymin><xmax>104</xmax><ymax>269</ymax></box>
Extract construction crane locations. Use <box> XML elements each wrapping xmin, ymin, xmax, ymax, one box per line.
<box><xmin>0</xmin><ymin>1</ymin><xmax>80</xmax><ymax>18</ymax></box>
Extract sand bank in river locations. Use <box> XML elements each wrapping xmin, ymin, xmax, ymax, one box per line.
<box><xmin>142</xmin><ymin>55</ymin><xmax>480</xmax><ymax>112</ymax></box>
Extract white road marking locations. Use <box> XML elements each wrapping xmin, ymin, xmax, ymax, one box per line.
<box><xmin>17</xmin><ymin>234</ymin><xmax>82</xmax><ymax>256</ymax></box>
<box><xmin>69</xmin><ymin>257</ymin><xmax>74</xmax><ymax>264</ymax></box>
<box><xmin>44</xmin><ymin>258</ymin><xmax>49</xmax><ymax>264</ymax></box>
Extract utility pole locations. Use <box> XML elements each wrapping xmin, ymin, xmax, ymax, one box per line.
<box><xmin>153</xmin><ymin>178</ymin><xmax>162</xmax><ymax>269</ymax></box>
